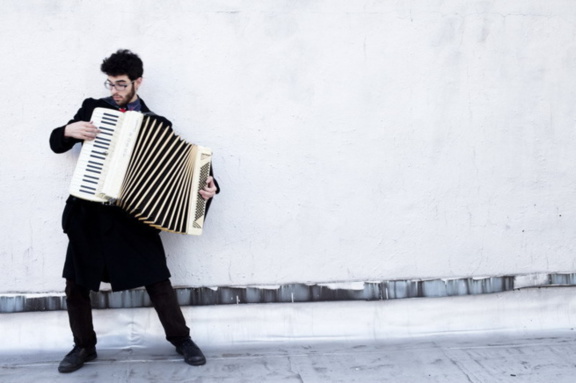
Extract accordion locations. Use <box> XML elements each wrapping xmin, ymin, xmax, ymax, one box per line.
<box><xmin>69</xmin><ymin>107</ymin><xmax>212</xmax><ymax>235</ymax></box>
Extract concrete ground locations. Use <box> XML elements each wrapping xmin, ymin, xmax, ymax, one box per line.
<box><xmin>1</xmin><ymin>330</ymin><xmax>575</xmax><ymax>382</ymax></box>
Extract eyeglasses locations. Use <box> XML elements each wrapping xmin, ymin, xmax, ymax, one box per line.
<box><xmin>104</xmin><ymin>80</ymin><xmax>134</xmax><ymax>90</ymax></box>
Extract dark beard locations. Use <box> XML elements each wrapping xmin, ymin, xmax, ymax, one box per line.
<box><xmin>117</xmin><ymin>86</ymin><xmax>136</xmax><ymax>107</ymax></box>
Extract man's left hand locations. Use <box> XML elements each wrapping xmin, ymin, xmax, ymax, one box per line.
<box><xmin>199</xmin><ymin>176</ymin><xmax>217</xmax><ymax>200</ymax></box>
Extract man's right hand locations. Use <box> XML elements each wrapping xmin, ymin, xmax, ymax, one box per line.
<box><xmin>64</xmin><ymin>121</ymin><xmax>100</xmax><ymax>140</ymax></box>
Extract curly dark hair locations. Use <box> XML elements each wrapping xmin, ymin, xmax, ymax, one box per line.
<box><xmin>100</xmin><ymin>49</ymin><xmax>143</xmax><ymax>80</ymax></box>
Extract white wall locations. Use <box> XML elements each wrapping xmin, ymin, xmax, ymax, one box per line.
<box><xmin>1</xmin><ymin>0</ymin><xmax>575</xmax><ymax>293</ymax></box>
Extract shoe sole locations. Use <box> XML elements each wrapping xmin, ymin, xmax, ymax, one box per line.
<box><xmin>185</xmin><ymin>358</ymin><xmax>207</xmax><ymax>366</ymax></box>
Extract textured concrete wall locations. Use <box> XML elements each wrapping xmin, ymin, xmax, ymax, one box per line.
<box><xmin>1</xmin><ymin>0</ymin><xmax>575</xmax><ymax>293</ymax></box>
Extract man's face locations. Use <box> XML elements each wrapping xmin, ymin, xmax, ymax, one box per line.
<box><xmin>107</xmin><ymin>75</ymin><xmax>142</xmax><ymax>107</ymax></box>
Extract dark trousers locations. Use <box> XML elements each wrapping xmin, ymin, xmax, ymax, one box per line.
<box><xmin>65</xmin><ymin>279</ymin><xmax>190</xmax><ymax>348</ymax></box>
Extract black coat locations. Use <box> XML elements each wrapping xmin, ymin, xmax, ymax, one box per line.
<box><xmin>50</xmin><ymin>98</ymin><xmax>216</xmax><ymax>292</ymax></box>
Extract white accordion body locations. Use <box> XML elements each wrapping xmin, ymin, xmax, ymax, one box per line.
<box><xmin>69</xmin><ymin>107</ymin><xmax>212</xmax><ymax>235</ymax></box>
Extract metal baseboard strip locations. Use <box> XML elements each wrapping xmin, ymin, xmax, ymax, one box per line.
<box><xmin>1</xmin><ymin>273</ymin><xmax>575</xmax><ymax>313</ymax></box>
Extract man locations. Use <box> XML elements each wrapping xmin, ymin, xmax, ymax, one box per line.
<box><xmin>49</xmin><ymin>49</ymin><xmax>219</xmax><ymax>373</ymax></box>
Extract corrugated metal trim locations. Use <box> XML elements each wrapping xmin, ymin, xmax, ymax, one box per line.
<box><xmin>0</xmin><ymin>273</ymin><xmax>574</xmax><ymax>313</ymax></box>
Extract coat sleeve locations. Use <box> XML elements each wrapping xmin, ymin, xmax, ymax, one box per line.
<box><xmin>49</xmin><ymin>98</ymin><xmax>96</xmax><ymax>154</ymax></box>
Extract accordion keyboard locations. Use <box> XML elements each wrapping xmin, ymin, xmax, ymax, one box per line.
<box><xmin>69</xmin><ymin>109</ymin><xmax>121</xmax><ymax>202</ymax></box>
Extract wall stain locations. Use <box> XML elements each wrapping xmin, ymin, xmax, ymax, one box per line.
<box><xmin>1</xmin><ymin>273</ymin><xmax>575</xmax><ymax>313</ymax></box>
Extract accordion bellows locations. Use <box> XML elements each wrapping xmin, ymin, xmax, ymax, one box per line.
<box><xmin>69</xmin><ymin>108</ymin><xmax>212</xmax><ymax>235</ymax></box>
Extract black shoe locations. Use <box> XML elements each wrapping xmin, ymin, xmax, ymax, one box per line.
<box><xmin>176</xmin><ymin>339</ymin><xmax>206</xmax><ymax>366</ymax></box>
<box><xmin>58</xmin><ymin>345</ymin><xmax>97</xmax><ymax>373</ymax></box>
